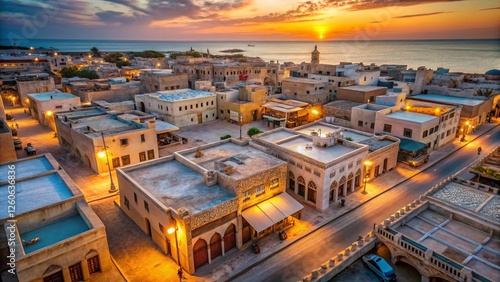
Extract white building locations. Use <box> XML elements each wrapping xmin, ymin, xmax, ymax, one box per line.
<box><xmin>135</xmin><ymin>88</ymin><xmax>217</xmax><ymax>127</ymax></box>
<box><xmin>28</xmin><ymin>91</ymin><xmax>81</xmax><ymax>131</ymax></box>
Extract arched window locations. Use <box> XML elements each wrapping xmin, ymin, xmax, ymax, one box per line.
<box><xmin>307</xmin><ymin>181</ymin><xmax>317</xmax><ymax>204</ymax></box>
<box><xmin>347</xmin><ymin>173</ymin><xmax>354</xmax><ymax>191</ymax></box>
<box><xmin>288</xmin><ymin>171</ymin><xmax>295</xmax><ymax>191</ymax></box>
<box><xmin>339</xmin><ymin>176</ymin><xmax>346</xmax><ymax>197</ymax></box>
<box><xmin>297</xmin><ymin>176</ymin><xmax>305</xmax><ymax>197</ymax></box>
<box><xmin>355</xmin><ymin>169</ymin><xmax>361</xmax><ymax>187</ymax></box>
<box><xmin>193</xmin><ymin>239</ymin><xmax>208</xmax><ymax>269</ymax></box>
<box><xmin>210</xmin><ymin>233</ymin><xmax>222</xmax><ymax>260</ymax></box>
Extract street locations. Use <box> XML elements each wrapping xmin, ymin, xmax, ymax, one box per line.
<box><xmin>232</xmin><ymin>127</ymin><xmax>500</xmax><ymax>282</ymax></box>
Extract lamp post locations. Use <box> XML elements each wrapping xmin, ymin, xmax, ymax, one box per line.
<box><xmin>362</xmin><ymin>160</ymin><xmax>372</xmax><ymax>194</ymax></box>
<box><xmin>99</xmin><ymin>131</ymin><xmax>117</xmax><ymax>193</ymax></box>
<box><xmin>168</xmin><ymin>226</ymin><xmax>183</xmax><ymax>281</ymax></box>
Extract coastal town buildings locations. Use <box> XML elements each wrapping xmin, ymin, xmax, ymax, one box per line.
<box><xmin>55</xmin><ymin>107</ymin><xmax>158</xmax><ymax>174</ymax></box>
<box><xmin>139</xmin><ymin>69</ymin><xmax>189</xmax><ymax>93</ymax></box>
<box><xmin>63</xmin><ymin>77</ymin><xmax>141</xmax><ymax>103</ymax></box>
<box><xmin>375</xmin><ymin>177</ymin><xmax>499</xmax><ymax>282</ymax></box>
<box><xmin>117</xmin><ymin>139</ymin><xmax>302</xmax><ymax>274</ymax></box>
<box><xmin>0</xmin><ymin>154</ymin><xmax>112</xmax><ymax>282</ymax></box>
<box><xmin>252</xmin><ymin>122</ymin><xmax>399</xmax><ymax>211</ymax></box>
<box><xmin>0</xmin><ymin>55</ymin><xmax>50</xmax><ymax>74</ymax></box>
<box><xmin>260</xmin><ymin>98</ymin><xmax>313</xmax><ymax>128</ymax></box>
<box><xmin>135</xmin><ymin>88</ymin><xmax>217</xmax><ymax>128</ymax></box>
<box><xmin>336</xmin><ymin>85</ymin><xmax>387</xmax><ymax>104</ymax></box>
<box><xmin>216</xmin><ymin>84</ymin><xmax>267</xmax><ymax>124</ymax></box>
<box><xmin>16</xmin><ymin>75</ymin><xmax>55</xmax><ymax>106</ymax></box>
<box><xmin>28</xmin><ymin>90</ymin><xmax>81</xmax><ymax>131</ymax></box>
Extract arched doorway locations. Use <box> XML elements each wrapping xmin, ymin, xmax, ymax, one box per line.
<box><xmin>288</xmin><ymin>171</ymin><xmax>295</xmax><ymax>192</ymax></box>
<box><xmin>193</xmin><ymin>239</ymin><xmax>208</xmax><ymax>269</ymax></box>
<box><xmin>347</xmin><ymin>173</ymin><xmax>354</xmax><ymax>194</ymax></box>
<box><xmin>297</xmin><ymin>176</ymin><xmax>305</xmax><ymax>197</ymax></box>
<box><xmin>210</xmin><ymin>233</ymin><xmax>222</xmax><ymax>260</ymax></box>
<box><xmin>329</xmin><ymin>181</ymin><xmax>337</xmax><ymax>204</ymax></box>
<box><xmin>140</xmin><ymin>102</ymin><xmax>145</xmax><ymax>112</ymax></box>
<box><xmin>355</xmin><ymin>169</ymin><xmax>361</xmax><ymax>188</ymax></box>
<box><xmin>223</xmin><ymin>224</ymin><xmax>236</xmax><ymax>253</ymax></box>
<box><xmin>307</xmin><ymin>181</ymin><xmax>317</xmax><ymax>204</ymax></box>
<box><xmin>264</xmin><ymin>77</ymin><xmax>276</xmax><ymax>87</ymax></box>
<box><xmin>338</xmin><ymin>176</ymin><xmax>346</xmax><ymax>198</ymax></box>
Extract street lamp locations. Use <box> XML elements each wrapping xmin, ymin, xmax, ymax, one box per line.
<box><xmin>99</xmin><ymin>131</ymin><xmax>117</xmax><ymax>193</ymax></box>
<box><xmin>167</xmin><ymin>226</ymin><xmax>183</xmax><ymax>281</ymax></box>
<box><xmin>362</xmin><ymin>160</ymin><xmax>372</xmax><ymax>194</ymax></box>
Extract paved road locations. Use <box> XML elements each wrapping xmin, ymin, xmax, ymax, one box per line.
<box><xmin>233</xmin><ymin>127</ymin><xmax>500</xmax><ymax>282</ymax></box>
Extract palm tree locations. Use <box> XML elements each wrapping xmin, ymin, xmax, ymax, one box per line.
<box><xmin>475</xmin><ymin>88</ymin><xmax>494</xmax><ymax>97</ymax></box>
<box><xmin>90</xmin><ymin>47</ymin><xmax>100</xmax><ymax>57</ymax></box>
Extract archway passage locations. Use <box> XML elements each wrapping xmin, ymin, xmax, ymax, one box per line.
<box><xmin>140</xmin><ymin>101</ymin><xmax>145</xmax><ymax>112</ymax></box>
<box><xmin>223</xmin><ymin>224</ymin><xmax>236</xmax><ymax>252</ymax></box>
<box><xmin>394</xmin><ymin>259</ymin><xmax>421</xmax><ymax>282</ymax></box>
<box><xmin>210</xmin><ymin>233</ymin><xmax>222</xmax><ymax>260</ymax></box>
<box><xmin>193</xmin><ymin>239</ymin><xmax>208</xmax><ymax>269</ymax></box>
<box><xmin>264</xmin><ymin>77</ymin><xmax>276</xmax><ymax>87</ymax></box>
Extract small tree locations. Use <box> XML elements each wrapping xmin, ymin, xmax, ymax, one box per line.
<box><xmin>90</xmin><ymin>47</ymin><xmax>100</xmax><ymax>57</ymax></box>
<box><xmin>247</xmin><ymin>127</ymin><xmax>262</xmax><ymax>137</ymax></box>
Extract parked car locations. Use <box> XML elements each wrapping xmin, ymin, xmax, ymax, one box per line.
<box><xmin>24</xmin><ymin>143</ymin><xmax>36</xmax><ymax>156</ymax></box>
<box><xmin>362</xmin><ymin>254</ymin><xmax>396</xmax><ymax>282</ymax></box>
<box><xmin>13</xmin><ymin>137</ymin><xmax>22</xmax><ymax>150</ymax></box>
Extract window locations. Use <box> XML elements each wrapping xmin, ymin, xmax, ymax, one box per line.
<box><xmin>211</xmin><ymin>101</ymin><xmax>214</xmax><ymax>105</ymax></box>
<box><xmin>141</xmin><ymin>134</ymin><xmax>145</xmax><ymax>142</ymax></box>
<box><xmin>450</xmin><ymin>112</ymin><xmax>455</xmax><ymax>118</ymax></box>
<box><xmin>147</xmin><ymin>150</ymin><xmax>155</xmax><ymax>160</ymax></box>
<box><xmin>270</xmin><ymin>178</ymin><xmax>279</xmax><ymax>189</ymax></box>
<box><xmin>256</xmin><ymin>185</ymin><xmax>265</xmax><ymax>196</ymax></box>
<box><xmin>307</xmin><ymin>181</ymin><xmax>317</xmax><ymax>204</ymax></box>
<box><xmin>220</xmin><ymin>110</ymin><xmax>223</xmax><ymax>114</ymax></box>
<box><xmin>306</xmin><ymin>91</ymin><xmax>310</xmax><ymax>94</ymax></box>
<box><xmin>196</xmin><ymin>104</ymin><xmax>198</xmax><ymax>108</ymax></box>
<box><xmin>55</xmin><ymin>105</ymin><xmax>62</xmax><ymax>109</ymax></box>
<box><xmin>134</xmin><ymin>192</ymin><xmax>137</xmax><ymax>203</ymax></box>
<box><xmin>120</xmin><ymin>138</ymin><xmax>129</xmax><ymax>146</ymax></box>
<box><xmin>370</xmin><ymin>123</ymin><xmax>374</xmax><ymax>129</ymax></box>
<box><xmin>243</xmin><ymin>190</ymin><xmax>251</xmax><ymax>202</ymax></box>
<box><xmin>139</xmin><ymin>152</ymin><xmax>146</xmax><ymax>162</ymax></box>
<box><xmin>87</xmin><ymin>255</ymin><xmax>101</xmax><ymax>274</ymax></box>
<box><xmin>159</xmin><ymin>223</ymin><xmax>165</xmax><ymax>233</ymax></box>
<box><xmin>423</xmin><ymin>130</ymin><xmax>428</xmax><ymax>138</ymax></box>
<box><xmin>446</xmin><ymin>129</ymin><xmax>451</xmax><ymax>136</ymax></box>
<box><xmin>403</xmin><ymin>128</ymin><xmax>412</xmax><ymax>138</ymax></box>
<box><xmin>190</xmin><ymin>105</ymin><xmax>193</xmax><ymax>109</ymax></box>
<box><xmin>112</xmin><ymin>157</ymin><xmax>120</xmax><ymax>168</ymax></box>
<box><xmin>348</xmin><ymin>162</ymin><xmax>353</xmax><ymax>169</ymax></box>
<box><xmin>339</xmin><ymin>167</ymin><xmax>345</xmax><ymax>172</ymax></box>
<box><xmin>430</xmin><ymin>127</ymin><xmax>435</xmax><ymax>134</ymax></box>
<box><xmin>69</xmin><ymin>262</ymin><xmax>83</xmax><ymax>282</ymax></box>
<box><xmin>144</xmin><ymin>201</ymin><xmax>149</xmax><ymax>212</ymax></box>
<box><xmin>206</xmin><ymin>102</ymin><xmax>209</xmax><ymax>106</ymax></box>
<box><xmin>124</xmin><ymin>196</ymin><xmax>129</xmax><ymax>209</ymax></box>
<box><xmin>383</xmin><ymin>124</ymin><xmax>392</xmax><ymax>133</ymax></box>
<box><xmin>434</xmin><ymin>125</ymin><xmax>439</xmax><ymax>132</ymax></box>
<box><xmin>358</xmin><ymin>120</ymin><xmax>363</xmax><ymax>127</ymax></box>
<box><xmin>121</xmin><ymin>155</ymin><xmax>131</xmax><ymax>166</ymax></box>
<box><xmin>179</xmin><ymin>107</ymin><xmax>182</xmax><ymax>111</ymax></box>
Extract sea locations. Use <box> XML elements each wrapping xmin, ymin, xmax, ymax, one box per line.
<box><xmin>1</xmin><ymin>39</ymin><xmax>499</xmax><ymax>74</ymax></box>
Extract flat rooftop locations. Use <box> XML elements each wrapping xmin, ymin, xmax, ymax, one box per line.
<box><xmin>386</xmin><ymin>111</ymin><xmax>436</xmax><ymax>123</ymax></box>
<box><xmin>181</xmin><ymin>142</ymin><xmax>285</xmax><ymax>180</ymax></box>
<box><xmin>358</xmin><ymin>138</ymin><xmax>395</xmax><ymax>152</ymax></box>
<box><xmin>146</xmin><ymin>89</ymin><xmax>214</xmax><ymax>102</ymax></box>
<box><xmin>21</xmin><ymin>214</ymin><xmax>90</xmax><ymax>254</ymax></box>
<box><xmin>395</xmin><ymin>185</ymin><xmax>499</xmax><ymax>282</ymax></box>
<box><xmin>283</xmin><ymin>77</ymin><xmax>325</xmax><ymax>84</ymax></box>
<box><xmin>73</xmin><ymin>115</ymin><xmax>139</xmax><ymax>135</ymax></box>
<box><xmin>0</xmin><ymin>156</ymin><xmax>53</xmax><ymax>182</ymax></box>
<box><xmin>28</xmin><ymin>91</ymin><xmax>77</xmax><ymax>101</ymax></box>
<box><xmin>278</xmin><ymin>135</ymin><xmax>355</xmax><ymax>163</ymax></box>
<box><xmin>340</xmin><ymin>85</ymin><xmax>387</xmax><ymax>92</ymax></box>
<box><xmin>125</xmin><ymin>160</ymin><xmax>235</xmax><ymax>214</ymax></box>
<box><xmin>258</xmin><ymin>130</ymin><xmax>297</xmax><ymax>143</ymax></box>
<box><xmin>411</xmin><ymin>94</ymin><xmax>485</xmax><ymax>106</ymax></box>
<box><xmin>324</xmin><ymin>100</ymin><xmax>362</xmax><ymax>110</ymax></box>
<box><xmin>57</xmin><ymin>108</ymin><xmax>105</xmax><ymax>120</ymax></box>
<box><xmin>0</xmin><ymin>173</ymin><xmax>74</xmax><ymax>220</ymax></box>
<box><xmin>295</xmin><ymin>124</ymin><xmax>342</xmax><ymax>138</ymax></box>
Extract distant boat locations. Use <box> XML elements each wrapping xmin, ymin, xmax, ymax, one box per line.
<box><xmin>248</xmin><ymin>44</ymin><xmax>255</xmax><ymax>47</ymax></box>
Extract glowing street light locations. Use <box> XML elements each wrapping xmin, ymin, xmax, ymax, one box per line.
<box><xmin>362</xmin><ymin>160</ymin><xmax>372</xmax><ymax>194</ymax></box>
<box><xmin>168</xmin><ymin>226</ymin><xmax>183</xmax><ymax>281</ymax></box>
<box><xmin>98</xmin><ymin>131</ymin><xmax>117</xmax><ymax>193</ymax></box>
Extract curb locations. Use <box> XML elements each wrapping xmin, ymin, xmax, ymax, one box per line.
<box><xmin>110</xmin><ymin>255</ymin><xmax>129</xmax><ymax>282</ymax></box>
<box><xmin>225</xmin><ymin>122</ymin><xmax>499</xmax><ymax>281</ymax></box>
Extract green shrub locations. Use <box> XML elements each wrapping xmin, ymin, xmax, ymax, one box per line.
<box><xmin>247</xmin><ymin>127</ymin><xmax>262</xmax><ymax>137</ymax></box>
<box><xmin>220</xmin><ymin>134</ymin><xmax>231</xmax><ymax>140</ymax></box>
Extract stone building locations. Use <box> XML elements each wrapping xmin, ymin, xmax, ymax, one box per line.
<box><xmin>0</xmin><ymin>118</ymin><xmax>16</xmax><ymax>162</ymax></box>
<box><xmin>117</xmin><ymin>139</ymin><xmax>303</xmax><ymax>274</ymax></box>
<box><xmin>55</xmin><ymin>108</ymin><xmax>158</xmax><ymax>174</ymax></box>
<box><xmin>323</xmin><ymin>100</ymin><xmax>363</xmax><ymax>127</ymax></box>
<box><xmin>336</xmin><ymin>85</ymin><xmax>387</xmax><ymax>103</ymax></box>
<box><xmin>16</xmin><ymin>75</ymin><xmax>56</xmax><ymax>106</ymax></box>
<box><xmin>261</xmin><ymin>98</ymin><xmax>313</xmax><ymax>128</ymax></box>
<box><xmin>0</xmin><ymin>154</ymin><xmax>112</xmax><ymax>282</ymax></box>
<box><xmin>139</xmin><ymin>70</ymin><xmax>189</xmax><ymax>93</ymax></box>
<box><xmin>64</xmin><ymin>78</ymin><xmax>141</xmax><ymax>103</ymax></box>
<box><xmin>28</xmin><ymin>91</ymin><xmax>81</xmax><ymax>131</ymax></box>
<box><xmin>216</xmin><ymin>84</ymin><xmax>267</xmax><ymax>124</ymax></box>
<box><xmin>281</xmin><ymin>77</ymin><xmax>331</xmax><ymax>104</ymax></box>
<box><xmin>252</xmin><ymin>122</ymin><xmax>399</xmax><ymax>211</ymax></box>
<box><xmin>0</xmin><ymin>56</ymin><xmax>50</xmax><ymax>74</ymax></box>
<box><xmin>374</xmin><ymin>176</ymin><xmax>499</xmax><ymax>282</ymax></box>
<box><xmin>135</xmin><ymin>89</ymin><xmax>217</xmax><ymax>128</ymax></box>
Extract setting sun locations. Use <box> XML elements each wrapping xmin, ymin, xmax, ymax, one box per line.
<box><xmin>319</xmin><ymin>34</ymin><xmax>324</xmax><ymax>39</ymax></box>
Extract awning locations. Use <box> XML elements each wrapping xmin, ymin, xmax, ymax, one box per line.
<box><xmin>242</xmin><ymin>193</ymin><xmax>303</xmax><ymax>233</ymax></box>
<box><xmin>399</xmin><ymin>137</ymin><xmax>427</xmax><ymax>152</ymax></box>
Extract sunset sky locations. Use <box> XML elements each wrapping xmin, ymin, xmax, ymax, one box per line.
<box><xmin>1</xmin><ymin>0</ymin><xmax>499</xmax><ymax>41</ymax></box>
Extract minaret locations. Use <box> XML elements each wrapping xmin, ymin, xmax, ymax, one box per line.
<box><xmin>311</xmin><ymin>45</ymin><xmax>320</xmax><ymax>64</ymax></box>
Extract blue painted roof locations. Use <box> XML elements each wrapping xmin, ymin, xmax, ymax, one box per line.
<box><xmin>485</xmin><ymin>69</ymin><xmax>500</xmax><ymax>75</ymax></box>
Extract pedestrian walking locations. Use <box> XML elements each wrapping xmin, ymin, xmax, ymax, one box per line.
<box><xmin>15</xmin><ymin>123</ymin><xmax>19</xmax><ymax>129</ymax></box>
